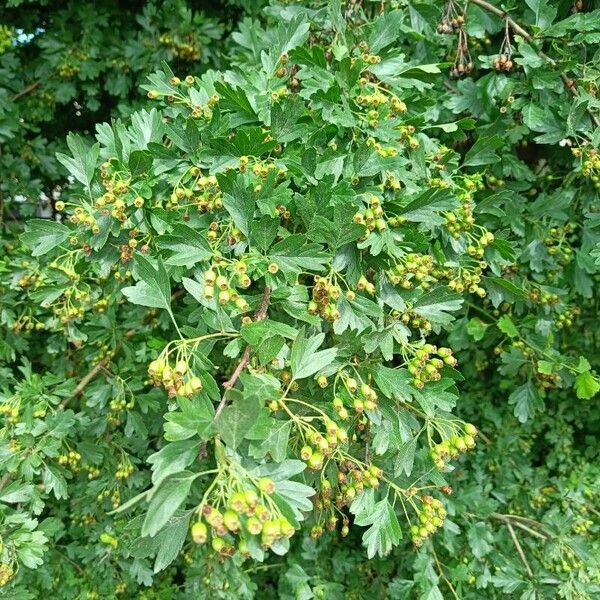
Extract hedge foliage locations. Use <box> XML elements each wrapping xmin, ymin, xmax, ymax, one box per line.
<box><xmin>1</xmin><ymin>1</ymin><xmax>600</xmax><ymax>599</ymax></box>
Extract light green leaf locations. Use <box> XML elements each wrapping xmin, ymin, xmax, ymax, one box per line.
<box><xmin>21</xmin><ymin>219</ymin><xmax>70</xmax><ymax>256</ymax></box>
<box><xmin>290</xmin><ymin>328</ymin><xmax>337</xmax><ymax>380</ymax></box>
<box><xmin>142</xmin><ymin>471</ymin><xmax>198</xmax><ymax>537</ymax></box>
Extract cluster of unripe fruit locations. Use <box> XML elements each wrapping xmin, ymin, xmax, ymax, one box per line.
<box><xmin>408</xmin><ymin>345</ymin><xmax>457</xmax><ymax>390</ymax></box>
<box><xmin>115</xmin><ymin>461</ymin><xmax>135</xmax><ymax>480</ymax></box>
<box><xmin>148</xmin><ymin>356</ymin><xmax>203</xmax><ymax>399</ymax></box>
<box><xmin>108</xmin><ymin>397</ymin><xmax>133</xmax><ymax>425</ymax></box>
<box><xmin>158</xmin><ymin>34</ymin><xmax>200</xmax><ymax>61</ymax></box>
<box><xmin>388</xmin><ymin>253</ymin><xmax>441</xmax><ymax>291</ymax></box>
<box><xmin>447</xmin><ymin>265</ymin><xmax>487</xmax><ymax>297</ymax></box>
<box><xmin>300</xmin><ymin>422</ymin><xmax>350</xmax><ymax>471</ymax></box>
<box><xmin>492</xmin><ymin>54</ymin><xmax>514</xmax><ymax>72</ymax></box>
<box><xmin>308</xmin><ymin>277</ymin><xmax>343</xmax><ymax>322</ymax></box>
<box><xmin>527</xmin><ymin>288</ymin><xmax>560</xmax><ymax>306</ymax></box>
<box><xmin>352</xmin><ymin>195</ymin><xmax>406</xmax><ymax>236</ymax></box>
<box><xmin>0</xmin><ymin>562</ymin><xmax>15</xmax><ymax>588</ymax></box>
<box><xmin>203</xmin><ymin>266</ymin><xmax>251</xmax><ymax>311</ymax></box>
<box><xmin>168</xmin><ymin>173</ymin><xmax>222</xmax><ymax>212</ymax></box>
<box><xmin>190</xmin><ymin>479</ymin><xmax>294</xmax><ymax>555</ymax></box>
<box><xmin>96</xmin><ymin>488</ymin><xmax>121</xmax><ymax>509</ymax></box>
<box><xmin>430</xmin><ymin>423</ymin><xmax>477</xmax><ymax>470</ymax></box>
<box><xmin>573</xmin><ymin>146</ymin><xmax>600</xmax><ymax>184</ymax></box>
<box><xmin>410</xmin><ymin>495</ymin><xmax>448</xmax><ymax>547</ymax></box>
<box><xmin>355</xmin><ymin>86</ymin><xmax>407</xmax><ymax>129</ymax></box>
<box><xmin>326</xmin><ymin>462</ymin><xmax>383</xmax><ymax>511</ymax></box>
<box><xmin>443</xmin><ymin>202</ymin><xmax>475</xmax><ymax>239</ymax></box>
<box><xmin>10</xmin><ymin>315</ymin><xmax>46</xmax><ymax>333</ymax></box>
<box><xmin>543</xmin><ymin>228</ymin><xmax>576</xmax><ymax>265</ymax></box>
<box><xmin>555</xmin><ymin>305</ymin><xmax>580</xmax><ymax>329</ymax></box>
<box><xmin>57</xmin><ymin>449</ymin><xmax>82</xmax><ymax>470</ymax></box>
<box><xmin>0</xmin><ymin>403</ymin><xmax>19</xmax><ymax>425</ymax></box>
<box><xmin>437</xmin><ymin>13</ymin><xmax>464</xmax><ymax>34</ymax></box>
<box><xmin>534</xmin><ymin>366</ymin><xmax>562</xmax><ymax>391</ymax></box>
<box><xmin>395</xmin><ymin>310</ymin><xmax>432</xmax><ymax>334</ymax></box>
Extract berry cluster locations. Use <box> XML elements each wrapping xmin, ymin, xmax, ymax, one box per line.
<box><xmin>410</xmin><ymin>495</ymin><xmax>447</xmax><ymax>547</ymax></box>
<box><xmin>0</xmin><ymin>562</ymin><xmax>15</xmax><ymax>588</ymax></box>
<box><xmin>493</xmin><ymin>53</ymin><xmax>514</xmax><ymax>72</ymax></box>
<box><xmin>493</xmin><ymin>21</ymin><xmax>515</xmax><ymax>72</ymax></box>
<box><xmin>158</xmin><ymin>33</ymin><xmax>200</xmax><ymax>61</ymax></box>
<box><xmin>450</xmin><ymin>29</ymin><xmax>473</xmax><ymax>79</ymax></box>
<box><xmin>388</xmin><ymin>253</ymin><xmax>441</xmax><ymax>291</ymax></box>
<box><xmin>0</xmin><ymin>403</ymin><xmax>19</xmax><ymax>424</ymax></box>
<box><xmin>556</xmin><ymin>306</ymin><xmax>580</xmax><ymax>329</ymax></box>
<box><xmin>408</xmin><ymin>345</ymin><xmax>457</xmax><ymax>390</ymax></box>
<box><xmin>309</xmin><ymin>277</ymin><xmax>342</xmax><ymax>321</ymax></box>
<box><xmin>203</xmin><ymin>266</ymin><xmax>251</xmax><ymax>310</ymax></box>
<box><xmin>430</xmin><ymin>423</ymin><xmax>477</xmax><ymax>470</ymax></box>
<box><xmin>447</xmin><ymin>264</ymin><xmax>487</xmax><ymax>297</ymax></box>
<box><xmin>300</xmin><ymin>420</ymin><xmax>350</xmax><ymax>471</ymax></box>
<box><xmin>443</xmin><ymin>199</ymin><xmax>475</xmax><ymax>239</ymax></box>
<box><xmin>396</xmin><ymin>310</ymin><xmax>432</xmax><ymax>334</ymax></box>
<box><xmin>191</xmin><ymin>478</ymin><xmax>294</xmax><ymax>555</ymax></box>
<box><xmin>148</xmin><ymin>356</ymin><xmax>203</xmax><ymax>398</ymax></box>
<box><xmin>115</xmin><ymin>461</ymin><xmax>134</xmax><ymax>480</ymax></box>
<box><xmin>57</xmin><ymin>449</ymin><xmax>82</xmax><ymax>470</ymax></box>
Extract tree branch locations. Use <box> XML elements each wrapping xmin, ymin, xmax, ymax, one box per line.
<box><xmin>468</xmin><ymin>0</ymin><xmax>600</xmax><ymax>128</ymax></box>
<box><xmin>214</xmin><ymin>286</ymin><xmax>271</xmax><ymax>419</ymax></box>
<box><xmin>11</xmin><ymin>81</ymin><xmax>41</xmax><ymax>102</ymax></box>
<box><xmin>506</xmin><ymin>519</ymin><xmax>534</xmax><ymax>577</ymax></box>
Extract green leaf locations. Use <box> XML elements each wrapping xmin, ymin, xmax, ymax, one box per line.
<box><xmin>497</xmin><ymin>315</ymin><xmax>519</xmax><ymax>338</ymax></box>
<box><xmin>142</xmin><ymin>472</ymin><xmax>197</xmax><ymax>537</ymax></box>
<box><xmin>524</xmin><ymin>0</ymin><xmax>557</xmax><ymax>30</ymax></box>
<box><xmin>56</xmin><ymin>132</ymin><xmax>99</xmax><ymax>191</ymax></box>
<box><xmin>249</xmin><ymin>419</ymin><xmax>292</xmax><ymax>462</ymax></box>
<box><xmin>290</xmin><ymin>328</ymin><xmax>337</xmax><ymax>380</ymax></box>
<box><xmin>21</xmin><ymin>219</ymin><xmax>70</xmax><ymax>256</ymax></box>
<box><xmin>164</xmin><ymin>395</ymin><xmax>215</xmax><ymax>442</ymax></box>
<box><xmin>128</xmin><ymin>149</ymin><xmax>153</xmax><ymax>177</ymax></box>
<box><xmin>508</xmin><ymin>382</ymin><xmax>542</xmax><ymax>422</ymax></box>
<box><xmin>147</xmin><ymin>440</ymin><xmax>199</xmax><ymax>486</ymax></box>
<box><xmin>367</xmin><ymin>10</ymin><xmax>403</xmax><ymax>53</ymax></box>
<box><xmin>575</xmin><ymin>371</ymin><xmax>600</xmax><ymax>400</ymax></box>
<box><xmin>269</xmin><ymin>235</ymin><xmax>329</xmax><ymax>275</ymax></box>
<box><xmin>157</xmin><ymin>223</ymin><xmax>213</xmax><ymax>267</ymax></box>
<box><xmin>394</xmin><ymin>438</ymin><xmax>417</xmax><ymax>477</ymax></box>
<box><xmin>353</xmin><ymin>497</ymin><xmax>402</xmax><ymax>558</ymax></box>
<box><xmin>467</xmin><ymin>318</ymin><xmax>488</xmax><ymax>341</ymax></box>
<box><xmin>215</xmin><ymin>390</ymin><xmax>262</xmax><ymax>449</ymax></box>
<box><xmin>412</xmin><ymin>287</ymin><xmax>463</xmax><ymax>325</ymax></box>
<box><xmin>122</xmin><ymin>255</ymin><xmax>172</xmax><ymax>313</ymax></box>
<box><xmin>463</xmin><ymin>136</ymin><xmax>503</xmax><ymax>167</ymax></box>
<box><xmin>241</xmin><ymin>319</ymin><xmax>298</xmax><ymax>346</ymax></box>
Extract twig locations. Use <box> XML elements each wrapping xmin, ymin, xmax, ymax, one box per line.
<box><xmin>11</xmin><ymin>81</ymin><xmax>41</xmax><ymax>102</ymax></box>
<box><xmin>505</xmin><ymin>519</ymin><xmax>533</xmax><ymax>577</ymax></box>
<box><xmin>58</xmin><ymin>330</ymin><xmax>135</xmax><ymax>410</ymax></box>
<box><xmin>431</xmin><ymin>544</ymin><xmax>461</xmax><ymax>600</ymax></box>
<box><xmin>0</xmin><ymin>471</ymin><xmax>13</xmax><ymax>494</ymax></box>
<box><xmin>214</xmin><ymin>286</ymin><xmax>271</xmax><ymax>419</ymax></box>
<box><xmin>490</xmin><ymin>512</ymin><xmax>548</xmax><ymax>540</ymax></box>
<box><xmin>468</xmin><ymin>0</ymin><xmax>600</xmax><ymax>128</ymax></box>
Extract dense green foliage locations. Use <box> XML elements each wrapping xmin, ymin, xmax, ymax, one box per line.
<box><xmin>1</xmin><ymin>1</ymin><xmax>600</xmax><ymax>599</ymax></box>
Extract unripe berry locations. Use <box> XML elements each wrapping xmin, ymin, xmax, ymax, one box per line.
<box><xmin>246</xmin><ymin>516</ymin><xmax>262</xmax><ymax>535</ymax></box>
<box><xmin>308</xmin><ymin>451</ymin><xmax>324</xmax><ymax>470</ymax></box>
<box><xmin>464</xmin><ymin>423</ymin><xmax>477</xmax><ymax>436</ymax></box>
<box><xmin>194</xmin><ymin>520</ymin><xmax>212</xmax><ymax>543</ymax></box>
<box><xmin>258</xmin><ymin>477</ymin><xmax>276</xmax><ymax>494</ymax></box>
<box><xmin>223</xmin><ymin>510</ymin><xmax>241</xmax><ymax>532</ymax></box>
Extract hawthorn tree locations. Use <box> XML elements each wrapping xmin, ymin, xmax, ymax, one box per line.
<box><xmin>1</xmin><ymin>1</ymin><xmax>600</xmax><ymax>599</ymax></box>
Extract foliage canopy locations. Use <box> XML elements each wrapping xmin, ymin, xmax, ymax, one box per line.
<box><xmin>1</xmin><ymin>1</ymin><xmax>600</xmax><ymax>598</ymax></box>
